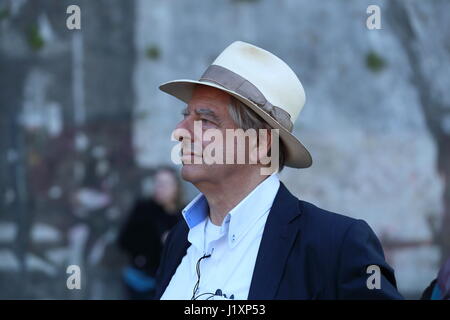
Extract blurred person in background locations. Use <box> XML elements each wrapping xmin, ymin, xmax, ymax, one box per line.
<box><xmin>118</xmin><ymin>166</ymin><xmax>183</xmax><ymax>299</ymax></box>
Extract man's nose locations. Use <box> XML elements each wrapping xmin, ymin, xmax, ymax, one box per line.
<box><xmin>174</xmin><ymin>116</ymin><xmax>193</xmax><ymax>142</ymax></box>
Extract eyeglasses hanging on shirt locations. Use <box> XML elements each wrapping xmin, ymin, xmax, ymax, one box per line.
<box><xmin>191</xmin><ymin>252</ymin><xmax>235</xmax><ymax>300</ymax></box>
<box><xmin>194</xmin><ymin>289</ymin><xmax>235</xmax><ymax>300</ymax></box>
<box><xmin>191</xmin><ymin>253</ymin><xmax>211</xmax><ymax>300</ymax></box>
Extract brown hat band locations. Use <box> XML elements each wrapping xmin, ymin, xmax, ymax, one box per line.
<box><xmin>199</xmin><ymin>65</ymin><xmax>293</xmax><ymax>132</ymax></box>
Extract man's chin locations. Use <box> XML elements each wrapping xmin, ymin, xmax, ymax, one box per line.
<box><xmin>180</xmin><ymin>164</ymin><xmax>208</xmax><ymax>183</ymax></box>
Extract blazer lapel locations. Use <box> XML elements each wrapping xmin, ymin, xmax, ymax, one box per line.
<box><xmin>155</xmin><ymin>222</ymin><xmax>190</xmax><ymax>299</ymax></box>
<box><xmin>247</xmin><ymin>182</ymin><xmax>302</xmax><ymax>299</ymax></box>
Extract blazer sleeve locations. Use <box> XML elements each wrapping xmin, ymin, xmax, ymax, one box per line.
<box><xmin>337</xmin><ymin>219</ymin><xmax>404</xmax><ymax>299</ymax></box>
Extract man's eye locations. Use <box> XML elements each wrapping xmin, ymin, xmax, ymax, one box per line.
<box><xmin>201</xmin><ymin>119</ymin><xmax>215</xmax><ymax>126</ymax></box>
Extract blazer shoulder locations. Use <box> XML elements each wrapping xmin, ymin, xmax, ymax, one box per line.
<box><xmin>292</xmin><ymin>200</ymin><xmax>401</xmax><ymax>299</ymax></box>
<box><xmin>295</xmin><ymin>199</ymin><xmax>377</xmax><ymax>249</ymax></box>
<box><xmin>296</xmin><ymin>199</ymin><xmax>387</xmax><ymax>268</ymax></box>
<box><xmin>298</xmin><ymin>199</ymin><xmax>360</xmax><ymax>231</ymax></box>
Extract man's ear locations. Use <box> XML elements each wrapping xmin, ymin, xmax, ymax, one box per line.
<box><xmin>256</xmin><ymin>126</ymin><xmax>272</xmax><ymax>164</ymax></box>
<box><xmin>266</xmin><ymin>128</ymin><xmax>272</xmax><ymax>154</ymax></box>
<box><xmin>248</xmin><ymin>134</ymin><xmax>260</xmax><ymax>164</ymax></box>
<box><xmin>266</xmin><ymin>125</ymin><xmax>274</xmax><ymax>153</ymax></box>
<box><xmin>260</xmin><ymin>128</ymin><xmax>280</xmax><ymax>175</ymax></box>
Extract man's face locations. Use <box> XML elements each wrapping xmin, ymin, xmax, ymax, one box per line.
<box><xmin>174</xmin><ymin>85</ymin><xmax>244</xmax><ymax>185</ymax></box>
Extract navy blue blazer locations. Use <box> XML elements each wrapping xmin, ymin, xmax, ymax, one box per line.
<box><xmin>154</xmin><ymin>182</ymin><xmax>403</xmax><ymax>299</ymax></box>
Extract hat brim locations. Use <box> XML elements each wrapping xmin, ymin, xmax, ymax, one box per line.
<box><xmin>159</xmin><ymin>79</ymin><xmax>312</xmax><ymax>169</ymax></box>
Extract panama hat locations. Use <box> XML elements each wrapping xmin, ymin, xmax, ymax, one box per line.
<box><xmin>159</xmin><ymin>41</ymin><xmax>312</xmax><ymax>168</ymax></box>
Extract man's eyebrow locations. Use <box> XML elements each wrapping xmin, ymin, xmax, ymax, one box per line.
<box><xmin>182</xmin><ymin>106</ymin><xmax>222</xmax><ymax>123</ymax></box>
<box><xmin>181</xmin><ymin>107</ymin><xmax>190</xmax><ymax>116</ymax></box>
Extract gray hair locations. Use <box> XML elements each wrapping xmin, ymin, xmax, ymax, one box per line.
<box><xmin>227</xmin><ymin>96</ymin><xmax>286</xmax><ymax>172</ymax></box>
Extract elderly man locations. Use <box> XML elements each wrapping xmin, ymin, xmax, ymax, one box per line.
<box><xmin>154</xmin><ymin>41</ymin><xmax>403</xmax><ymax>300</ymax></box>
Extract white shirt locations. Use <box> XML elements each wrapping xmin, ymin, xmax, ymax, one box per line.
<box><xmin>161</xmin><ymin>173</ymin><xmax>281</xmax><ymax>300</ymax></box>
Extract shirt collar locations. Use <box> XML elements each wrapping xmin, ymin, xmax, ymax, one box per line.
<box><xmin>182</xmin><ymin>193</ymin><xmax>209</xmax><ymax>229</ymax></box>
<box><xmin>182</xmin><ymin>173</ymin><xmax>281</xmax><ymax>249</ymax></box>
